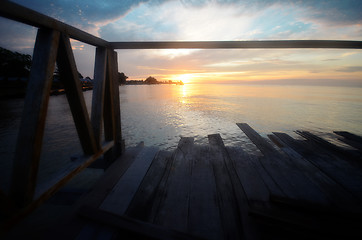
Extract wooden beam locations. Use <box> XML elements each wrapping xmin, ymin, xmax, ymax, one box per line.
<box><xmin>110</xmin><ymin>40</ymin><xmax>362</xmax><ymax>49</ymax></box>
<box><xmin>103</xmin><ymin>49</ymin><xmax>123</xmax><ymax>161</ymax></box>
<box><xmin>111</xmin><ymin>50</ymin><xmax>123</xmax><ymax>155</ymax></box>
<box><xmin>0</xmin><ymin>0</ymin><xmax>108</xmax><ymax>47</ymax></box>
<box><xmin>41</xmin><ymin>142</ymin><xmax>144</xmax><ymax>240</ymax></box>
<box><xmin>10</xmin><ymin>28</ymin><xmax>59</xmax><ymax>207</ymax></box>
<box><xmin>57</xmin><ymin>34</ymin><xmax>98</xmax><ymax>155</ymax></box>
<box><xmin>103</xmin><ymin>49</ymin><xmax>116</xmax><ymax>143</ymax></box>
<box><xmin>34</xmin><ymin>141</ymin><xmax>114</xmax><ymax>201</ymax></box>
<box><xmin>2</xmin><ymin>142</ymin><xmax>114</xmax><ymax>234</ymax></box>
<box><xmin>91</xmin><ymin>47</ymin><xmax>107</xmax><ymax>148</ymax></box>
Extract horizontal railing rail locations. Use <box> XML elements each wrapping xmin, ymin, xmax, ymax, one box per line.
<box><xmin>110</xmin><ymin>40</ymin><xmax>362</xmax><ymax>49</ymax></box>
<box><xmin>1</xmin><ymin>2</ymin><xmax>362</xmax><ymax>50</ymax></box>
<box><xmin>0</xmin><ymin>1</ymin><xmax>108</xmax><ymax>47</ymax></box>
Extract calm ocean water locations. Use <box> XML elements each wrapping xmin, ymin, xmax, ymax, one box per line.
<box><xmin>1</xmin><ymin>83</ymin><xmax>362</xmax><ymax>192</ymax></box>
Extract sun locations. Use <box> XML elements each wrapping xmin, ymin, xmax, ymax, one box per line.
<box><xmin>175</xmin><ymin>74</ymin><xmax>193</xmax><ymax>84</ymax></box>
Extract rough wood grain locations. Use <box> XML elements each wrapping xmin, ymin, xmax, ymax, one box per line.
<box><xmin>10</xmin><ymin>28</ymin><xmax>59</xmax><ymax>207</ymax></box>
<box><xmin>125</xmin><ymin>150</ymin><xmax>172</xmax><ymax>221</ymax></box>
<box><xmin>208</xmin><ymin>134</ymin><xmax>243</xmax><ymax>240</ymax></box>
<box><xmin>57</xmin><ymin>34</ymin><xmax>98</xmax><ymax>155</ymax></box>
<box><xmin>296</xmin><ymin>130</ymin><xmax>362</xmax><ymax>164</ymax></box>
<box><xmin>226</xmin><ymin>147</ymin><xmax>271</xmax><ymax>202</ymax></box>
<box><xmin>334</xmin><ymin>131</ymin><xmax>362</xmax><ymax>144</ymax></box>
<box><xmin>273</xmin><ymin>132</ymin><xmax>362</xmax><ymax>202</ymax></box>
<box><xmin>100</xmin><ymin>146</ymin><xmax>159</xmax><ymax>216</ymax></box>
<box><xmin>237</xmin><ymin>123</ymin><xmax>331</xmax><ymax>206</ymax></box>
<box><xmin>188</xmin><ymin>145</ymin><xmax>223</xmax><ymax>240</ymax></box>
<box><xmin>270</xmin><ymin>133</ymin><xmax>362</xmax><ymax>213</ymax></box>
<box><xmin>110</xmin><ymin>50</ymin><xmax>123</xmax><ymax>156</ymax></box>
<box><xmin>154</xmin><ymin>137</ymin><xmax>194</xmax><ymax>233</ymax></box>
<box><xmin>91</xmin><ymin>47</ymin><xmax>107</xmax><ymax>148</ymax></box>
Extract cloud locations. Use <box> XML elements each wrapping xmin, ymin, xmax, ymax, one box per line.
<box><xmin>0</xmin><ymin>17</ymin><xmax>36</xmax><ymax>53</ymax></box>
<box><xmin>298</xmin><ymin>0</ymin><xmax>362</xmax><ymax>26</ymax></box>
<box><xmin>336</xmin><ymin>66</ymin><xmax>362</xmax><ymax>73</ymax></box>
<box><xmin>3</xmin><ymin>0</ymin><xmax>362</xmax><ymax>80</ymax></box>
<box><xmin>323</xmin><ymin>59</ymin><xmax>339</xmax><ymax>61</ymax></box>
<box><xmin>11</xmin><ymin>0</ymin><xmax>161</xmax><ymax>31</ymax></box>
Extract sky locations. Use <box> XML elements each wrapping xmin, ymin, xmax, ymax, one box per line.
<box><xmin>1</xmin><ymin>0</ymin><xmax>362</xmax><ymax>86</ymax></box>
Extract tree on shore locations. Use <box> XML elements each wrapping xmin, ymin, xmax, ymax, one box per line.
<box><xmin>118</xmin><ymin>72</ymin><xmax>128</xmax><ymax>85</ymax></box>
<box><xmin>0</xmin><ymin>47</ymin><xmax>32</xmax><ymax>78</ymax></box>
<box><xmin>144</xmin><ymin>76</ymin><xmax>158</xmax><ymax>84</ymax></box>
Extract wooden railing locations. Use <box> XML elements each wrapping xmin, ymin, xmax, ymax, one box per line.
<box><xmin>0</xmin><ymin>1</ymin><xmax>122</xmax><ymax>227</ymax></box>
<box><xmin>0</xmin><ymin>0</ymin><xmax>361</xmax><ymax>230</ymax></box>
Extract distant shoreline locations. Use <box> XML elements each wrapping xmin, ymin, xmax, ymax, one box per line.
<box><xmin>123</xmin><ymin>80</ymin><xmax>184</xmax><ymax>86</ymax></box>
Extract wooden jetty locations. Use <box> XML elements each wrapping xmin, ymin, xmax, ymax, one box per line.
<box><xmin>5</xmin><ymin>123</ymin><xmax>361</xmax><ymax>240</ymax></box>
<box><xmin>1</xmin><ymin>1</ymin><xmax>362</xmax><ymax>239</ymax></box>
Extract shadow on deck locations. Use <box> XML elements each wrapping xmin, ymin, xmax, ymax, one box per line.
<box><xmin>6</xmin><ymin>123</ymin><xmax>362</xmax><ymax>239</ymax></box>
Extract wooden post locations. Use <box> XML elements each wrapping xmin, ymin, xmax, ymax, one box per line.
<box><xmin>103</xmin><ymin>49</ymin><xmax>122</xmax><ymax>164</ymax></box>
<box><xmin>56</xmin><ymin>34</ymin><xmax>98</xmax><ymax>155</ymax></box>
<box><xmin>111</xmin><ymin>50</ymin><xmax>123</xmax><ymax>156</ymax></box>
<box><xmin>10</xmin><ymin>28</ymin><xmax>59</xmax><ymax>207</ymax></box>
<box><xmin>91</xmin><ymin>47</ymin><xmax>107</xmax><ymax>148</ymax></box>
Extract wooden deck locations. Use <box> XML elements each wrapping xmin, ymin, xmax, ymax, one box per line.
<box><xmin>25</xmin><ymin>123</ymin><xmax>360</xmax><ymax>240</ymax></box>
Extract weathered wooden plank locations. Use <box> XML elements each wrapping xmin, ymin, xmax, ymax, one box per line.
<box><xmin>188</xmin><ymin>145</ymin><xmax>223</xmax><ymax>240</ymax></box>
<box><xmin>334</xmin><ymin>131</ymin><xmax>362</xmax><ymax>144</ymax></box>
<box><xmin>296</xmin><ymin>130</ymin><xmax>362</xmax><ymax>164</ymax></box>
<box><xmin>0</xmin><ymin>1</ymin><xmax>109</xmax><ymax>48</ymax></box>
<box><xmin>10</xmin><ymin>28</ymin><xmax>59</xmax><ymax>207</ymax></box>
<box><xmin>100</xmin><ymin>146</ymin><xmax>159</xmax><ymax>216</ymax></box>
<box><xmin>143</xmin><ymin>149</ymin><xmax>176</xmax><ymax>224</ymax></box>
<box><xmin>236</xmin><ymin>123</ymin><xmax>277</xmax><ymax>155</ymax></box>
<box><xmin>208</xmin><ymin>134</ymin><xmax>243</xmax><ymax>240</ymax></box>
<box><xmin>125</xmin><ymin>150</ymin><xmax>172</xmax><ymax>221</ymax></box>
<box><xmin>57</xmin><ymin>34</ymin><xmax>98</xmax><ymax>155</ymax></box>
<box><xmin>77</xmin><ymin>142</ymin><xmax>144</xmax><ymax>209</ymax></box>
<box><xmin>237</xmin><ymin>123</ymin><xmax>331</xmax><ymax>206</ymax></box>
<box><xmin>270</xmin><ymin>133</ymin><xmax>362</xmax><ymax>213</ymax></box>
<box><xmin>226</xmin><ymin>147</ymin><xmax>271</xmax><ymax>202</ymax></box>
<box><xmin>273</xmin><ymin>132</ymin><xmax>362</xmax><ymax>202</ymax></box>
<box><xmin>91</xmin><ymin>47</ymin><xmax>107</xmax><ymax>148</ymax></box>
<box><xmin>78</xmin><ymin>205</ymin><xmax>205</xmax><ymax>240</ymax></box>
<box><xmin>42</xmin><ymin>143</ymin><xmax>145</xmax><ymax>240</ymax></box>
<box><xmin>154</xmin><ymin>137</ymin><xmax>194</xmax><ymax>233</ymax></box>
<box><xmin>335</xmin><ymin>135</ymin><xmax>362</xmax><ymax>152</ymax></box>
<box><xmin>110</xmin><ymin>40</ymin><xmax>362</xmax><ymax>49</ymax></box>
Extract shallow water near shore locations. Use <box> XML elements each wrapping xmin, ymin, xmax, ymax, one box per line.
<box><xmin>1</xmin><ymin>83</ymin><xmax>362</xmax><ymax>193</ymax></box>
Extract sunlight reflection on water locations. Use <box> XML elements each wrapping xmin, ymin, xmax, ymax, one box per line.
<box><xmin>120</xmin><ymin>84</ymin><xmax>362</xmax><ymax>150</ymax></box>
<box><xmin>1</xmin><ymin>84</ymin><xmax>361</xmax><ymax>192</ymax></box>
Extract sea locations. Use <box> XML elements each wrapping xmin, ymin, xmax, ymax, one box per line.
<box><xmin>1</xmin><ymin>83</ymin><xmax>362</xmax><ymax>193</ymax></box>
